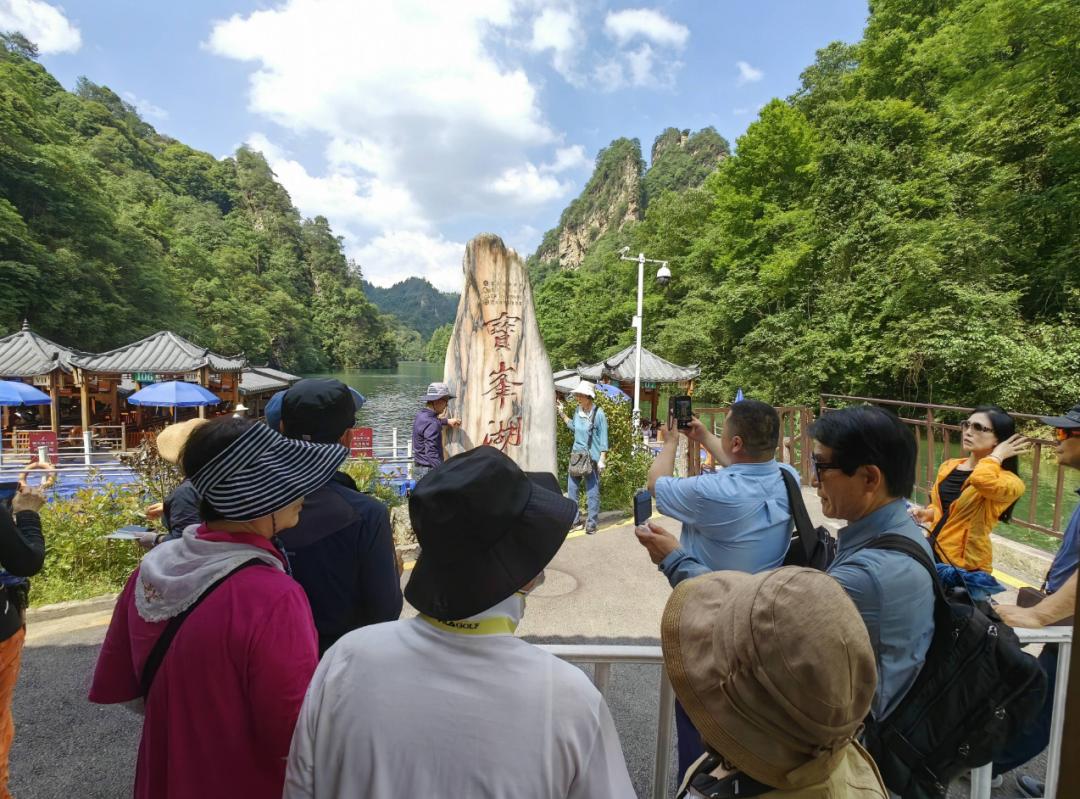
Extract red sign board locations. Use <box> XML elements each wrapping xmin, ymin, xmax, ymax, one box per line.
<box><xmin>28</xmin><ymin>431</ymin><xmax>59</xmax><ymax>463</ymax></box>
<box><xmin>349</xmin><ymin>427</ymin><xmax>374</xmax><ymax>458</ymax></box>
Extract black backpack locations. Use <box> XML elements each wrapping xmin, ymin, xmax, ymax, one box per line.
<box><xmin>779</xmin><ymin>469</ymin><xmax>837</xmax><ymax>570</ymax></box>
<box><xmin>862</xmin><ymin>535</ymin><xmax>1047</xmax><ymax>799</ymax></box>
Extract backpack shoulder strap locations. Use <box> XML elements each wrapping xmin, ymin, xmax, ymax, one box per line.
<box><xmin>865</xmin><ymin>533</ymin><xmax>946</xmax><ymax>601</ymax></box>
<box><xmin>140</xmin><ymin>558</ymin><xmax>268</xmax><ymax>697</ymax></box>
<box><xmin>779</xmin><ymin>468</ymin><xmax>818</xmax><ymax>563</ymax></box>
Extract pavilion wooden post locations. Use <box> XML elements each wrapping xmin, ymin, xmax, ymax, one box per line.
<box><xmin>77</xmin><ymin>371</ymin><xmax>91</xmax><ymax>432</ymax></box>
<box><xmin>48</xmin><ymin>372</ymin><xmax>60</xmax><ymax>434</ymax></box>
<box><xmin>198</xmin><ymin>367</ymin><xmax>210</xmax><ymax>419</ymax></box>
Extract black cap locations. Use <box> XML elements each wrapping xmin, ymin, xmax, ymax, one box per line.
<box><xmin>1039</xmin><ymin>403</ymin><xmax>1080</xmax><ymax>431</ymax></box>
<box><xmin>281</xmin><ymin>379</ymin><xmax>357</xmax><ymax>443</ymax></box>
<box><xmin>404</xmin><ymin>447</ymin><xmax>578</xmax><ymax>620</ymax></box>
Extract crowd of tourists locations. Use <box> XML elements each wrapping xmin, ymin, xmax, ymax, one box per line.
<box><xmin>0</xmin><ymin>375</ymin><xmax>1076</xmax><ymax>798</ymax></box>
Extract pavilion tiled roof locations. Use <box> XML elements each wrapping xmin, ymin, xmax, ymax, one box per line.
<box><xmin>239</xmin><ymin>366</ymin><xmax>301</xmax><ymax>396</ymax></box>
<box><xmin>0</xmin><ymin>321</ymin><xmax>85</xmax><ymax>377</ymax></box>
<box><xmin>576</xmin><ymin>345</ymin><xmax>699</xmax><ymax>384</ymax></box>
<box><xmin>71</xmin><ymin>331</ymin><xmax>246</xmax><ymax>374</ymax></box>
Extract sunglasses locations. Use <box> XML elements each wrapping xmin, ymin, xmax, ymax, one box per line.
<box><xmin>960</xmin><ymin>420</ymin><xmax>995</xmax><ymax>434</ymax></box>
<box><xmin>810</xmin><ymin>458</ymin><xmax>845</xmax><ymax>480</ymax></box>
<box><xmin>1056</xmin><ymin>428</ymin><xmax>1080</xmax><ymax>441</ymax></box>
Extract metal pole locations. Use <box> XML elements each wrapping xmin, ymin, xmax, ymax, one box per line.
<box><xmin>633</xmin><ymin>252</ymin><xmax>644</xmax><ymax>433</ymax></box>
<box><xmin>652</xmin><ymin>671</ymin><xmax>675</xmax><ymax>799</ymax></box>
<box><xmin>392</xmin><ymin>427</ymin><xmax>398</xmax><ymax>459</ymax></box>
<box><xmin>1046</xmin><ymin>640</ymin><xmax>1072</xmax><ymax>796</ymax></box>
<box><xmin>83</xmin><ymin>430</ymin><xmax>92</xmax><ymax>466</ymax></box>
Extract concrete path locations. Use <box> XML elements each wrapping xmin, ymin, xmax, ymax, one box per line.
<box><xmin>11</xmin><ymin>492</ymin><xmax>1049</xmax><ymax>798</ymax></box>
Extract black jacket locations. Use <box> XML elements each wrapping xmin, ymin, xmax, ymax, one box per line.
<box><xmin>0</xmin><ymin>510</ymin><xmax>45</xmax><ymax>641</ymax></box>
<box><xmin>163</xmin><ymin>481</ymin><xmax>202</xmax><ymax>540</ymax></box>
<box><xmin>278</xmin><ymin>473</ymin><xmax>403</xmax><ymax>655</ymax></box>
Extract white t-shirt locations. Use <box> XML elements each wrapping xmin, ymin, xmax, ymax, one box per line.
<box><xmin>284</xmin><ymin>615</ymin><xmax>635</xmax><ymax>799</ymax></box>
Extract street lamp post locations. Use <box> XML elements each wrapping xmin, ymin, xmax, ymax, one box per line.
<box><xmin>619</xmin><ymin>249</ymin><xmax>670</xmax><ymax>436</ymax></box>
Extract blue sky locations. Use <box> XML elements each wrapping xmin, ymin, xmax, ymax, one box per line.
<box><xmin>5</xmin><ymin>0</ymin><xmax>868</xmax><ymax>290</ymax></box>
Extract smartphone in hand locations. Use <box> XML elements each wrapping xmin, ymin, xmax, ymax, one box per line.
<box><xmin>671</xmin><ymin>395</ymin><xmax>693</xmax><ymax>429</ymax></box>
<box><xmin>633</xmin><ymin>489</ymin><xmax>652</xmax><ymax>526</ymax></box>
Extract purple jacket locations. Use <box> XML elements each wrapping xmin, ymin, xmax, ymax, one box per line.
<box><xmin>412</xmin><ymin>407</ymin><xmax>448</xmax><ymax>468</ymax></box>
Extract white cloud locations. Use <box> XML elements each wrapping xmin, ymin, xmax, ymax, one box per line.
<box><xmin>528</xmin><ymin>7</ymin><xmax>584</xmax><ymax>85</ymax></box>
<box><xmin>733</xmin><ymin>107</ymin><xmax>750</xmax><ymax>116</ymax></box>
<box><xmin>0</xmin><ymin>0</ymin><xmax>80</xmax><ymax>53</ymax></box>
<box><xmin>122</xmin><ymin>91</ymin><xmax>168</xmax><ymax>122</ymax></box>
<box><xmin>604</xmin><ymin>8</ymin><xmax>688</xmax><ymax>49</ymax></box>
<box><xmin>736</xmin><ymin>60</ymin><xmax>764</xmax><ymax>85</ymax></box>
<box><xmin>489</xmin><ymin>163</ymin><xmax>570</xmax><ymax>205</ymax></box>
<box><xmin>245</xmin><ymin>133</ymin><xmax>427</xmax><ymax>233</ymax></box>
<box><xmin>355</xmin><ymin>230</ymin><xmax>466</xmax><ymax>292</ymax></box>
<box><xmin>544</xmin><ymin>144</ymin><xmax>589</xmax><ymax>174</ymax></box>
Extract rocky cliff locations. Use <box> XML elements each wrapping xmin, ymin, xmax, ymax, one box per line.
<box><xmin>531</xmin><ymin>127</ymin><xmax>729</xmax><ymax>272</ymax></box>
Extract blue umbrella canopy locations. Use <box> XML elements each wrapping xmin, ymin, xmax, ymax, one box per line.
<box><xmin>126</xmin><ymin>381</ymin><xmax>221</xmax><ymax>408</ymax></box>
<box><xmin>595</xmin><ymin>382</ymin><xmax>631</xmax><ymax>402</ymax></box>
<box><xmin>0</xmin><ymin>379</ymin><xmax>52</xmax><ymax>406</ymax></box>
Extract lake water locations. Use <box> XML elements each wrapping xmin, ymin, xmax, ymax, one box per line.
<box><xmin>304</xmin><ymin>361</ymin><xmax>443</xmax><ymax>443</ymax></box>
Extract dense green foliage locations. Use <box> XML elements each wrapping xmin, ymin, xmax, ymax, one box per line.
<box><xmin>362</xmin><ymin>277</ymin><xmax>459</xmax><ymax>341</ymax></box>
<box><xmin>425</xmin><ymin>322</ymin><xmax>453</xmax><ymax>364</ymax></box>
<box><xmin>0</xmin><ymin>41</ymin><xmax>397</xmax><ymax>370</ymax></box>
<box><xmin>534</xmin><ymin>0</ymin><xmax>1079</xmax><ymax>413</ymax></box>
<box><xmin>556</xmin><ymin>395</ymin><xmax>651</xmax><ymax>513</ymax></box>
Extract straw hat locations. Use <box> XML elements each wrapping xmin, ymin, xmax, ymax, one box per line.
<box><xmin>661</xmin><ymin>567</ymin><xmax>877</xmax><ymax>791</ymax></box>
<box><xmin>156</xmin><ymin>418</ymin><xmax>209</xmax><ymax>465</ymax></box>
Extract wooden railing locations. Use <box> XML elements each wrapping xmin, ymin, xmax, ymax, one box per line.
<box><xmin>692</xmin><ymin>405</ymin><xmax>814</xmax><ymax>482</ymax></box>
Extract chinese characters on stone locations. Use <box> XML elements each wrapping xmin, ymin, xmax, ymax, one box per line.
<box><xmin>481</xmin><ymin>313</ymin><xmax>524</xmax><ymax>451</ymax></box>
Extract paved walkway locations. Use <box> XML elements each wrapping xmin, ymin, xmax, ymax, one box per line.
<box><xmin>11</xmin><ymin>492</ymin><xmax>1048</xmax><ymax>798</ymax></box>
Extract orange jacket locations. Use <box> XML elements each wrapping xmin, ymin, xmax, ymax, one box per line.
<box><xmin>927</xmin><ymin>457</ymin><xmax>1025</xmax><ymax>573</ymax></box>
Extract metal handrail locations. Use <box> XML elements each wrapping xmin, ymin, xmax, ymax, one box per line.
<box><xmin>543</xmin><ymin>628</ymin><xmax>1072</xmax><ymax>799</ymax></box>
<box><xmin>541</xmin><ymin>645</ymin><xmax>673</xmax><ymax>799</ymax></box>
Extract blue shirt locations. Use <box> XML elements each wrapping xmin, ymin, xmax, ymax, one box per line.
<box><xmin>412</xmin><ymin>407</ymin><xmax>449</xmax><ymax>468</ymax></box>
<box><xmin>828</xmin><ymin>498</ymin><xmax>935</xmax><ymax>720</ymax></box>
<box><xmin>565</xmin><ymin>405</ymin><xmax>608</xmax><ymax>462</ymax></box>
<box><xmin>1047</xmin><ymin>489</ymin><xmax>1080</xmax><ymax>594</ymax></box>
<box><xmin>654</xmin><ymin>461</ymin><xmax>796</xmax><ymax>587</ymax></box>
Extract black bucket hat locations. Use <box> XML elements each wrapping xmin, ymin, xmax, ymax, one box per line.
<box><xmin>404</xmin><ymin>447</ymin><xmax>578</xmax><ymax>620</ymax></box>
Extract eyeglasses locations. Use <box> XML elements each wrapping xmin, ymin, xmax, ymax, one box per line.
<box><xmin>1056</xmin><ymin>428</ymin><xmax>1080</xmax><ymax>441</ymax></box>
<box><xmin>810</xmin><ymin>458</ymin><xmax>844</xmax><ymax>480</ymax></box>
<box><xmin>960</xmin><ymin>420</ymin><xmax>995</xmax><ymax>434</ymax></box>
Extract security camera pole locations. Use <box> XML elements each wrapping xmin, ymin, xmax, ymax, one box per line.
<box><xmin>619</xmin><ymin>249</ymin><xmax>670</xmax><ymax>436</ymax></box>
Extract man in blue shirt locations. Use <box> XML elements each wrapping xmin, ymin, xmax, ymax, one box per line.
<box><xmin>557</xmin><ymin>380</ymin><xmax>608</xmax><ymax>534</ymax></box>
<box><xmin>635</xmin><ymin>399</ymin><xmax>795</xmax><ymax>585</ymax></box>
<box><xmin>810</xmin><ymin>405</ymin><xmax>935</xmax><ymax>721</ymax></box>
<box><xmin>412</xmin><ymin>383</ymin><xmax>462</xmax><ymax>480</ymax></box>
<box><xmin>635</xmin><ymin>398</ymin><xmax>795</xmax><ymax>777</ymax></box>
<box><xmin>991</xmin><ymin>402</ymin><xmax>1080</xmax><ymax>797</ymax></box>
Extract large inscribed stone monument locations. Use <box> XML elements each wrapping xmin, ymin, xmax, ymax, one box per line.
<box><xmin>443</xmin><ymin>234</ymin><xmax>557</xmax><ymax>475</ymax></box>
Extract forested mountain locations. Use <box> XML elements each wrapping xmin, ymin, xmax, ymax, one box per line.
<box><xmin>361</xmin><ymin>277</ymin><xmax>459</xmax><ymax>340</ymax></box>
<box><xmin>532</xmin><ymin>0</ymin><xmax>1078</xmax><ymax>413</ymax></box>
<box><xmin>0</xmin><ymin>35</ymin><xmax>397</xmax><ymax>371</ymax></box>
<box><xmin>530</xmin><ymin>127</ymin><xmax>729</xmax><ymax>277</ymax></box>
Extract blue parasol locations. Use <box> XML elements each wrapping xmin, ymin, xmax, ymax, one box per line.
<box><xmin>126</xmin><ymin>381</ymin><xmax>221</xmax><ymax>408</ymax></box>
<box><xmin>734</xmin><ymin>388</ymin><xmax>745</xmax><ymax>403</ymax></box>
<box><xmin>595</xmin><ymin>382</ymin><xmax>631</xmax><ymax>402</ymax></box>
<box><xmin>0</xmin><ymin>379</ymin><xmax>51</xmax><ymax>406</ymax></box>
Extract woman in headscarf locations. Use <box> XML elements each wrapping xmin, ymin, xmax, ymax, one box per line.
<box><xmin>90</xmin><ymin>416</ymin><xmax>347</xmax><ymax>799</ymax></box>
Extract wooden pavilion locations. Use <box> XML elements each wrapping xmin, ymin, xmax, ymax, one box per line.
<box><xmin>0</xmin><ymin>321</ymin><xmax>88</xmax><ymax>434</ymax></box>
<box><xmin>239</xmin><ymin>366</ymin><xmax>301</xmax><ymax>418</ymax></box>
<box><xmin>70</xmin><ymin>332</ymin><xmax>247</xmax><ymax>438</ymax></box>
<box><xmin>575</xmin><ymin>345</ymin><xmax>700</xmax><ymax>422</ymax></box>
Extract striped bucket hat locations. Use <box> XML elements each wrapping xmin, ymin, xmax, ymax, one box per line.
<box><xmin>189</xmin><ymin>422</ymin><xmax>348</xmax><ymax>521</ymax></box>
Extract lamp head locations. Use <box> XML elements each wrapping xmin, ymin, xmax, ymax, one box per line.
<box><xmin>655</xmin><ymin>263</ymin><xmax>671</xmax><ymax>286</ymax></box>
<box><xmin>618</xmin><ymin>245</ymin><xmax>631</xmax><ymax>256</ymax></box>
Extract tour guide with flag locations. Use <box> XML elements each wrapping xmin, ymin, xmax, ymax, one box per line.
<box><xmin>90</xmin><ymin>417</ymin><xmax>348</xmax><ymax>799</ymax></box>
<box><xmin>284</xmin><ymin>447</ymin><xmax>634</xmax><ymax>799</ymax></box>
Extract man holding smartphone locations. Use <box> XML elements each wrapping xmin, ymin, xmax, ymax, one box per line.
<box><xmin>634</xmin><ymin>398</ymin><xmax>796</xmax><ymax>777</ymax></box>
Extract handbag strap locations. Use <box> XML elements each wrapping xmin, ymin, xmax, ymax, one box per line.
<box><xmin>779</xmin><ymin>469</ymin><xmax>818</xmax><ymax>563</ymax></box>
<box><xmin>140</xmin><ymin>558</ymin><xmax>267</xmax><ymax>697</ymax></box>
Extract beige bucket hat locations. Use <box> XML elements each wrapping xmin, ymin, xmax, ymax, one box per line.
<box><xmin>155</xmin><ymin>418</ymin><xmax>209</xmax><ymax>465</ymax></box>
<box><xmin>661</xmin><ymin>567</ymin><xmax>877</xmax><ymax>791</ymax></box>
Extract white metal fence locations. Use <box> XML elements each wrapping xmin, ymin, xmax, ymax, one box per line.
<box><xmin>544</xmin><ymin>626</ymin><xmax>1072</xmax><ymax>799</ymax></box>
